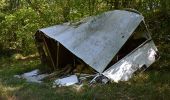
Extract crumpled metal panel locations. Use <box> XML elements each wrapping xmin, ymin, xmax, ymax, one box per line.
<box><xmin>39</xmin><ymin>10</ymin><xmax>144</xmax><ymax>73</ymax></box>
<box><xmin>102</xmin><ymin>40</ymin><xmax>158</xmax><ymax>82</ymax></box>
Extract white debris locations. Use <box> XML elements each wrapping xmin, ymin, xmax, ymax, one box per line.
<box><xmin>78</xmin><ymin>73</ymin><xmax>97</xmax><ymax>80</ymax></box>
<box><xmin>53</xmin><ymin>75</ymin><xmax>79</xmax><ymax>87</ymax></box>
<box><xmin>148</xmin><ymin>48</ymin><xmax>156</xmax><ymax>61</ymax></box>
<box><xmin>13</xmin><ymin>75</ymin><xmax>21</xmax><ymax>78</ymax></box>
<box><xmin>72</xmin><ymin>84</ymin><xmax>84</xmax><ymax>91</ymax></box>
<box><xmin>101</xmin><ymin>78</ymin><xmax>109</xmax><ymax>84</ymax></box>
<box><xmin>103</xmin><ymin>61</ymin><xmax>139</xmax><ymax>83</ymax></box>
<box><xmin>21</xmin><ymin>69</ymin><xmax>39</xmax><ymax>78</ymax></box>
<box><xmin>14</xmin><ymin>69</ymin><xmax>48</xmax><ymax>83</ymax></box>
<box><xmin>23</xmin><ymin>74</ymin><xmax>48</xmax><ymax>83</ymax></box>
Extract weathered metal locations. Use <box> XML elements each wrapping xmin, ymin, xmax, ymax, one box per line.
<box><xmin>35</xmin><ymin>10</ymin><xmax>159</xmax><ymax>82</ymax></box>
<box><xmin>103</xmin><ymin>40</ymin><xmax>158</xmax><ymax>82</ymax></box>
<box><xmin>37</xmin><ymin>10</ymin><xmax>144</xmax><ymax>73</ymax></box>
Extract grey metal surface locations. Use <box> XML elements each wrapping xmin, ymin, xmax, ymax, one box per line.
<box><xmin>102</xmin><ymin>40</ymin><xmax>158</xmax><ymax>82</ymax></box>
<box><xmin>39</xmin><ymin>10</ymin><xmax>144</xmax><ymax>73</ymax></box>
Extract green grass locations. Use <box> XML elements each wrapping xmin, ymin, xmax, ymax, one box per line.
<box><xmin>0</xmin><ymin>26</ymin><xmax>170</xmax><ymax>99</ymax></box>
<box><xmin>0</xmin><ymin>54</ymin><xmax>170</xmax><ymax>100</ymax></box>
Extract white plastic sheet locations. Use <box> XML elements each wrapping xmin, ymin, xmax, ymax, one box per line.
<box><xmin>53</xmin><ymin>75</ymin><xmax>78</xmax><ymax>87</ymax></box>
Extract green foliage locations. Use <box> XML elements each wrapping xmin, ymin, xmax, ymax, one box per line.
<box><xmin>0</xmin><ymin>1</ymin><xmax>169</xmax><ymax>99</ymax></box>
<box><xmin>0</xmin><ymin>0</ymin><xmax>169</xmax><ymax>55</ymax></box>
<box><xmin>0</xmin><ymin>7</ymin><xmax>39</xmax><ymax>53</ymax></box>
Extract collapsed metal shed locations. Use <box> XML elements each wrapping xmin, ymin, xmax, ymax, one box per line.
<box><xmin>35</xmin><ymin>10</ymin><xmax>159</xmax><ymax>82</ymax></box>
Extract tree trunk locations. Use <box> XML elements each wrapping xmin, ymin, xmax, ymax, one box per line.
<box><xmin>114</xmin><ymin>0</ymin><xmax>119</xmax><ymax>9</ymax></box>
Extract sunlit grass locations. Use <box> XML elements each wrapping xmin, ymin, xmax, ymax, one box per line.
<box><xmin>0</xmin><ymin>82</ymin><xmax>21</xmax><ymax>100</ymax></box>
<box><xmin>0</xmin><ymin>39</ymin><xmax>170</xmax><ymax>100</ymax></box>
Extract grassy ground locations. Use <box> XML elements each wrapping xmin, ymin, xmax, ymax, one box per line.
<box><xmin>0</xmin><ymin>13</ymin><xmax>170</xmax><ymax>100</ymax></box>
<box><xmin>0</xmin><ymin>44</ymin><xmax>170</xmax><ymax>100</ymax></box>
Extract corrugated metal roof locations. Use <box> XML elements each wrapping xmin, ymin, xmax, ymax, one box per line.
<box><xmin>39</xmin><ymin>10</ymin><xmax>144</xmax><ymax>73</ymax></box>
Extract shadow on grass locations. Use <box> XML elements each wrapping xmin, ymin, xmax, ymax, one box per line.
<box><xmin>0</xmin><ymin>54</ymin><xmax>170</xmax><ymax>100</ymax></box>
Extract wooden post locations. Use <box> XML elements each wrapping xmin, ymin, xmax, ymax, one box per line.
<box><xmin>42</xmin><ymin>35</ymin><xmax>56</xmax><ymax>70</ymax></box>
<box><xmin>56</xmin><ymin>42</ymin><xmax>60</xmax><ymax>68</ymax></box>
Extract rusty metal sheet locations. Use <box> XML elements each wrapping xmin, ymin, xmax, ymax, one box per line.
<box><xmin>39</xmin><ymin>10</ymin><xmax>144</xmax><ymax>73</ymax></box>
<box><xmin>102</xmin><ymin>40</ymin><xmax>158</xmax><ymax>82</ymax></box>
